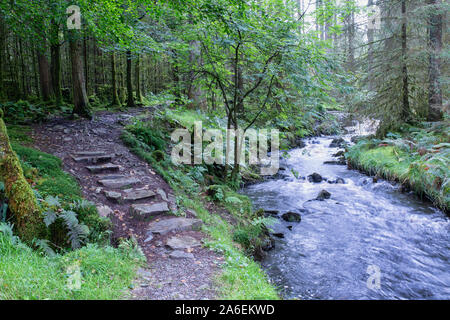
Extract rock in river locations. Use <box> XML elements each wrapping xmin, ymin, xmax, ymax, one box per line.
<box><xmin>316</xmin><ymin>189</ymin><xmax>331</xmax><ymax>201</ymax></box>
<box><xmin>281</xmin><ymin>211</ymin><xmax>302</xmax><ymax>223</ymax></box>
<box><xmin>307</xmin><ymin>173</ymin><xmax>323</xmax><ymax>183</ymax></box>
<box><xmin>329</xmin><ymin>137</ymin><xmax>346</xmax><ymax>148</ymax></box>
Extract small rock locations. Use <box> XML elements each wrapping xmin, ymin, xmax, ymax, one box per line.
<box><xmin>169</xmin><ymin>250</ymin><xmax>194</xmax><ymax>260</ymax></box>
<box><xmin>144</xmin><ymin>234</ymin><xmax>154</xmax><ymax>243</ymax></box>
<box><xmin>264</xmin><ymin>209</ymin><xmax>280</xmax><ymax>216</ymax></box>
<box><xmin>316</xmin><ymin>190</ymin><xmax>331</xmax><ymax>201</ymax></box>
<box><xmin>104</xmin><ymin>191</ymin><xmax>121</xmax><ymax>201</ymax></box>
<box><xmin>156</xmin><ymin>188</ymin><xmax>168</xmax><ymax>201</ymax></box>
<box><xmin>272</xmin><ymin>233</ymin><xmax>285</xmax><ymax>238</ymax></box>
<box><xmin>333</xmin><ymin>150</ymin><xmax>345</xmax><ymax>157</ymax></box>
<box><xmin>166</xmin><ymin>235</ymin><xmax>201</xmax><ymax>250</ymax></box>
<box><xmin>329</xmin><ymin>137</ymin><xmax>346</xmax><ymax>148</ymax></box>
<box><xmin>307</xmin><ymin>173</ymin><xmax>323</xmax><ymax>183</ymax></box>
<box><xmin>97</xmin><ymin>205</ymin><xmax>113</xmax><ymax>217</ymax></box>
<box><xmin>281</xmin><ymin>211</ymin><xmax>301</xmax><ymax>223</ymax></box>
<box><xmin>287</xmin><ymin>226</ymin><xmax>293</xmax><ymax>231</ymax></box>
<box><xmin>323</xmin><ymin>160</ymin><xmax>346</xmax><ymax>166</ymax></box>
<box><xmin>186</xmin><ymin>209</ymin><xmax>198</xmax><ymax>217</ymax></box>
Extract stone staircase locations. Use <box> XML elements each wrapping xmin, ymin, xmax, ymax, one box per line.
<box><xmin>72</xmin><ymin>150</ymin><xmax>171</xmax><ymax>219</ymax></box>
<box><xmin>71</xmin><ymin>149</ymin><xmax>203</xmax><ymax>257</ymax></box>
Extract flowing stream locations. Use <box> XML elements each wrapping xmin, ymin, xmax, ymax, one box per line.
<box><xmin>242</xmin><ymin>130</ymin><xmax>450</xmax><ymax>300</ymax></box>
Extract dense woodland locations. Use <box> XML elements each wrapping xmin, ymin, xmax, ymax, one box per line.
<box><xmin>0</xmin><ymin>0</ymin><xmax>446</xmax><ymax>125</ymax></box>
<box><xmin>0</xmin><ymin>0</ymin><xmax>448</xmax><ymax>300</ymax></box>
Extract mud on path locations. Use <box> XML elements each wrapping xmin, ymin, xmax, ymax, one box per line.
<box><xmin>31</xmin><ymin>108</ymin><xmax>221</xmax><ymax>300</ymax></box>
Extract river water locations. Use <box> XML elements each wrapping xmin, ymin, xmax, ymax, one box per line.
<box><xmin>242</xmin><ymin>134</ymin><xmax>450</xmax><ymax>300</ymax></box>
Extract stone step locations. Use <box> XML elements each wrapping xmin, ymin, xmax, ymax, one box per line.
<box><xmin>104</xmin><ymin>190</ymin><xmax>122</xmax><ymax>201</ymax></box>
<box><xmin>73</xmin><ymin>151</ymin><xmax>108</xmax><ymax>157</ymax></box>
<box><xmin>166</xmin><ymin>235</ymin><xmax>201</xmax><ymax>250</ymax></box>
<box><xmin>86</xmin><ymin>163</ymin><xmax>120</xmax><ymax>173</ymax></box>
<box><xmin>72</xmin><ymin>154</ymin><xmax>114</xmax><ymax>163</ymax></box>
<box><xmin>130</xmin><ymin>202</ymin><xmax>170</xmax><ymax>221</ymax></box>
<box><xmin>98</xmin><ymin>177</ymin><xmax>140</xmax><ymax>188</ymax></box>
<box><xmin>123</xmin><ymin>189</ymin><xmax>156</xmax><ymax>201</ymax></box>
<box><xmin>97</xmin><ymin>174</ymin><xmax>127</xmax><ymax>180</ymax></box>
<box><xmin>146</xmin><ymin>217</ymin><xmax>203</xmax><ymax>236</ymax></box>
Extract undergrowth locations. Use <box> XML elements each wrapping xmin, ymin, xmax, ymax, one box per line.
<box><xmin>347</xmin><ymin>122</ymin><xmax>449</xmax><ymax>212</ymax></box>
<box><xmin>121</xmin><ymin>110</ymin><xmax>279</xmax><ymax>299</ymax></box>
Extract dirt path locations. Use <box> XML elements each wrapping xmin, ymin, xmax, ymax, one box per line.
<box><xmin>31</xmin><ymin>108</ymin><xmax>221</xmax><ymax>300</ymax></box>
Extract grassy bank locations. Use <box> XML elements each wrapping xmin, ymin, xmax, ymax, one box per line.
<box><xmin>346</xmin><ymin>122</ymin><xmax>449</xmax><ymax>212</ymax></box>
<box><xmin>121</xmin><ymin>108</ymin><xmax>279</xmax><ymax>299</ymax></box>
<box><xmin>0</xmin><ymin>125</ymin><xmax>145</xmax><ymax>300</ymax></box>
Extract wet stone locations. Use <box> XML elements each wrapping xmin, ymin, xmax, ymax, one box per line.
<box><xmin>97</xmin><ymin>205</ymin><xmax>113</xmax><ymax>217</ymax></box>
<box><xmin>146</xmin><ymin>218</ymin><xmax>203</xmax><ymax>236</ymax></box>
<box><xmin>169</xmin><ymin>250</ymin><xmax>194</xmax><ymax>260</ymax></box>
<box><xmin>123</xmin><ymin>189</ymin><xmax>156</xmax><ymax>201</ymax></box>
<box><xmin>281</xmin><ymin>211</ymin><xmax>301</xmax><ymax>223</ymax></box>
<box><xmin>130</xmin><ymin>202</ymin><xmax>170</xmax><ymax>220</ymax></box>
<box><xmin>104</xmin><ymin>191</ymin><xmax>121</xmax><ymax>201</ymax></box>
<box><xmin>72</xmin><ymin>154</ymin><xmax>114</xmax><ymax>163</ymax></box>
<box><xmin>74</xmin><ymin>151</ymin><xmax>108</xmax><ymax>157</ymax></box>
<box><xmin>98</xmin><ymin>177</ymin><xmax>140</xmax><ymax>188</ymax></box>
<box><xmin>86</xmin><ymin>163</ymin><xmax>120</xmax><ymax>173</ymax></box>
<box><xmin>156</xmin><ymin>188</ymin><xmax>168</xmax><ymax>201</ymax></box>
<box><xmin>166</xmin><ymin>235</ymin><xmax>201</xmax><ymax>250</ymax></box>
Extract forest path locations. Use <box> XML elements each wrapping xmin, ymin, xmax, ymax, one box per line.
<box><xmin>31</xmin><ymin>108</ymin><xmax>221</xmax><ymax>300</ymax></box>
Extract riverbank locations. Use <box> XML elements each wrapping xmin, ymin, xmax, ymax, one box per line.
<box><xmin>346</xmin><ymin>121</ymin><xmax>449</xmax><ymax>213</ymax></box>
<box><xmin>0</xmin><ymin>125</ymin><xmax>145</xmax><ymax>299</ymax></box>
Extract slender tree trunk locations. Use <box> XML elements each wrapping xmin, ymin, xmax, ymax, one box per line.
<box><xmin>83</xmin><ymin>35</ymin><xmax>88</xmax><ymax>95</ymax></box>
<box><xmin>427</xmin><ymin>0</ymin><xmax>443</xmax><ymax>121</ymax></box>
<box><xmin>50</xmin><ymin>19</ymin><xmax>61</xmax><ymax>104</ymax></box>
<box><xmin>401</xmin><ymin>0</ymin><xmax>410</xmax><ymax>120</ymax></box>
<box><xmin>37</xmin><ymin>51</ymin><xmax>53</xmax><ymax>101</ymax></box>
<box><xmin>126</xmin><ymin>50</ymin><xmax>135</xmax><ymax>108</ymax></box>
<box><xmin>69</xmin><ymin>31</ymin><xmax>91</xmax><ymax>118</ymax></box>
<box><xmin>111</xmin><ymin>52</ymin><xmax>121</xmax><ymax>107</ymax></box>
<box><xmin>33</xmin><ymin>47</ymin><xmax>39</xmax><ymax>97</ymax></box>
<box><xmin>0</xmin><ymin>15</ymin><xmax>5</xmax><ymax>100</ymax></box>
<box><xmin>347</xmin><ymin>12</ymin><xmax>355</xmax><ymax>71</ymax></box>
<box><xmin>135</xmin><ymin>54</ymin><xmax>143</xmax><ymax>105</ymax></box>
<box><xmin>367</xmin><ymin>0</ymin><xmax>375</xmax><ymax>90</ymax></box>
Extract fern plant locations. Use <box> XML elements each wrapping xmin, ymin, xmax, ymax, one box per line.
<box><xmin>42</xmin><ymin>196</ymin><xmax>90</xmax><ymax>250</ymax></box>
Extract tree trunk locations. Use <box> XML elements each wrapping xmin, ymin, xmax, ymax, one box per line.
<box><xmin>50</xmin><ymin>43</ymin><xmax>62</xmax><ymax>104</ymax></box>
<box><xmin>367</xmin><ymin>0</ymin><xmax>374</xmax><ymax>89</ymax></box>
<box><xmin>0</xmin><ymin>112</ymin><xmax>46</xmax><ymax>243</ymax></box>
<box><xmin>50</xmin><ymin>19</ymin><xmax>61</xmax><ymax>104</ymax></box>
<box><xmin>135</xmin><ymin>54</ymin><xmax>143</xmax><ymax>105</ymax></box>
<box><xmin>111</xmin><ymin>52</ymin><xmax>121</xmax><ymax>107</ymax></box>
<box><xmin>126</xmin><ymin>50</ymin><xmax>135</xmax><ymax>108</ymax></box>
<box><xmin>37</xmin><ymin>51</ymin><xmax>53</xmax><ymax>101</ymax></box>
<box><xmin>69</xmin><ymin>31</ymin><xmax>91</xmax><ymax>118</ymax></box>
<box><xmin>0</xmin><ymin>15</ymin><xmax>5</xmax><ymax>100</ymax></box>
<box><xmin>187</xmin><ymin>40</ymin><xmax>206</xmax><ymax>109</ymax></box>
<box><xmin>83</xmin><ymin>36</ymin><xmax>88</xmax><ymax>95</ymax></box>
<box><xmin>401</xmin><ymin>0</ymin><xmax>410</xmax><ymax>120</ymax></box>
<box><xmin>427</xmin><ymin>0</ymin><xmax>443</xmax><ymax>121</ymax></box>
